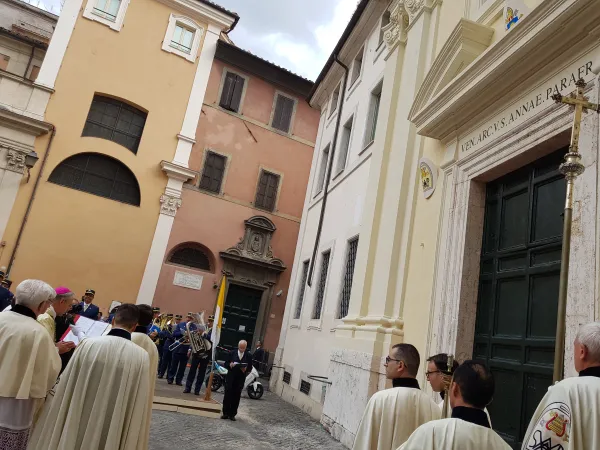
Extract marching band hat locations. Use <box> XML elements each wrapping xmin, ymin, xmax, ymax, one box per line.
<box><xmin>186</xmin><ymin>312</ymin><xmax>194</xmax><ymax>317</ymax></box>
<box><xmin>175</xmin><ymin>314</ymin><xmax>183</xmax><ymax>319</ymax></box>
<box><xmin>208</xmin><ymin>315</ymin><xmax>215</xmax><ymax>321</ymax></box>
<box><xmin>166</xmin><ymin>313</ymin><xmax>173</xmax><ymax>317</ymax></box>
<box><xmin>152</xmin><ymin>307</ymin><xmax>160</xmax><ymax>313</ymax></box>
<box><xmin>1</xmin><ymin>279</ymin><xmax>11</xmax><ymax>288</ymax></box>
<box><xmin>0</xmin><ymin>271</ymin><xmax>5</xmax><ymax>278</ymax></box>
<box><xmin>85</xmin><ymin>289</ymin><xmax>95</xmax><ymax>296</ymax></box>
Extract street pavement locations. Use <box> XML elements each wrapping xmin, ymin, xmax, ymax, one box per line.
<box><xmin>149</xmin><ymin>377</ymin><xmax>347</xmax><ymax>450</ymax></box>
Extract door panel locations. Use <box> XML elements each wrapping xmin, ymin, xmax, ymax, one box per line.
<box><xmin>473</xmin><ymin>149</ymin><xmax>566</xmax><ymax>449</ymax></box>
<box><xmin>219</xmin><ymin>284</ymin><xmax>262</xmax><ymax>359</ymax></box>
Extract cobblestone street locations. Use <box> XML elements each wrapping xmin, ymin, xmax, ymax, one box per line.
<box><xmin>149</xmin><ymin>381</ymin><xmax>347</xmax><ymax>450</ymax></box>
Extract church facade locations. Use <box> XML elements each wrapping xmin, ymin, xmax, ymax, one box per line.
<box><xmin>273</xmin><ymin>0</ymin><xmax>600</xmax><ymax>448</ymax></box>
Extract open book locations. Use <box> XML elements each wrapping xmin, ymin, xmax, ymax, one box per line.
<box><xmin>61</xmin><ymin>315</ymin><xmax>111</xmax><ymax>345</ymax></box>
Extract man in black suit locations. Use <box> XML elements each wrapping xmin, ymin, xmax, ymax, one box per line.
<box><xmin>222</xmin><ymin>340</ymin><xmax>252</xmax><ymax>421</ymax></box>
<box><xmin>252</xmin><ymin>340</ymin><xmax>265</xmax><ymax>372</ymax></box>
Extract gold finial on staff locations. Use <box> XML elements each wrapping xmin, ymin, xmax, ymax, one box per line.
<box><xmin>442</xmin><ymin>354</ymin><xmax>454</xmax><ymax>418</ymax></box>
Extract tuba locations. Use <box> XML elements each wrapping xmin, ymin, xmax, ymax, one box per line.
<box><xmin>187</xmin><ymin>312</ymin><xmax>212</xmax><ymax>354</ymax></box>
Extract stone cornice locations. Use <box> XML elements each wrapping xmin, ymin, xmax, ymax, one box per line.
<box><xmin>410</xmin><ymin>0</ymin><xmax>600</xmax><ymax>140</ymax></box>
<box><xmin>0</xmin><ymin>108</ymin><xmax>52</xmax><ymax>136</ymax></box>
<box><xmin>160</xmin><ymin>160</ymin><xmax>198</xmax><ymax>182</ymax></box>
<box><xmin>409</xmin><ymin>18</ymin><xmax>494</xmax><ymax>121</ymax></box>
<box><xmin>153</xmin><ymin>0</ymin><xmax>236</xmax><ymax>30</ymax></box>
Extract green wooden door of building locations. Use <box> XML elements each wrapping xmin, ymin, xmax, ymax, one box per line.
<box><xmin>474</xmin><ymin>149</ymin><xmax>566</xmax><ymax>448</ymax></box>
<box><xmin>218</xmin><ymin>284</ymin><xmax>262</xmax><ymax>359</ymax></box>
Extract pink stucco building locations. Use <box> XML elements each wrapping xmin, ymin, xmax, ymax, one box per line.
<box><xmin>153</xmin><ymin>40</ymin><xmax>318</xmax><ymax>356</ymax></box>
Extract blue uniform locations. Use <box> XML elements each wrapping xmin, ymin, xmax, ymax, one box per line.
<box><xmin>168</xmin><ymin>322</ymin><xmax>197</xmax><ymax>384</ymax></box>
<box><xmin>158</xmin><ymin>326</ymin><xmax>175</xmax><ymax>378</ymax></box>
<box><xmin>79</xmin><ymin>302</ymin><xmax>100</xmax><ymax>319</ymax></box>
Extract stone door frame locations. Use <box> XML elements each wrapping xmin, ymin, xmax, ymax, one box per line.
<box><xmin>427</xmin><ymin>78</ymin><xmax>600</xmax><ymax>378</ymax></box>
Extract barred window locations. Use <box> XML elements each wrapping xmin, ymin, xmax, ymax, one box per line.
<box><xmin>82</xmin><ymin>95</ymin><xmax>147</xmax><ymax>154</ymax></box>
<box><xmin>48</xmin><ymin>153</ymin><xmax>140</xmax><ymax>206</ymax></box>
<box><xmin>338</xmin><ymin>237</ymin><xmax>359</xmax><ymax>319</ymax></box>
<box><xmin>300</xmin><ymin>380</ymin><xmax>311</xmax><ymax>395</ymax></box>
<box><xmin>283</xmin><ymin>371</ymin><xmax>291</xmax><ymax>384</ymax></box>
<box><xmin>294</xmin><ymin>261</ymin><xmax>310</xmax><ymax>319</ymax></box>
<box><xmin>199</xmin><ymin>151</ymin><xmax>226</xmax><ymax>194</ymax></box>
<box><xmin>312</xmin><ymin>251</ymin><xmax>331</xmax><ymax>320</ymax></box>
<box><xmin>168</xmin><ymin>244</ymin><xmax>211</xmax><ymax>271</ymax></box>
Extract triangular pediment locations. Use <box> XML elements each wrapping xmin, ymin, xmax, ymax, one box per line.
<box><xmin>409</xmin><ymin>19</ymin><xmax>494</xmax><ymax>121</ymax></box>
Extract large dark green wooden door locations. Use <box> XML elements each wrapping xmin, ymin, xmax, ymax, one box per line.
<box><xmin>219</xmin><ymin>284</ymin><xmax>262</xmax><ymax>358</ymax></box>
<box><xmin>474</xmin><ymin>149</ymin><xmax>566</xmax><ymax>448</ymax></box>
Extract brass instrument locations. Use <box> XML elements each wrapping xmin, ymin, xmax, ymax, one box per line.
<box><xmin>442</xmin><ymin>354</ymin><xmax>455</xmax><ymax>418</ymax></box>
<box><xmin>168</xmin><ymin>312</ymin><xmax>212</xmax><ymax>353</ymax></box>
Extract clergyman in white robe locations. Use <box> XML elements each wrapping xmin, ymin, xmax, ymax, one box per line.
<box><xmin>132</xmin><ymin>322</ymin><xmax>159</xmax><ymax>450</ymax></box>
<box><xmin>27</xmin><ymin>327</ymin><xmax>150</xmax><ymax>450</ymax></box>
<box><xmin>521</xmin><ymin>322</ymin><xmax>600</xmax><ymax>450</ymax></box>
<box><xmin>400</xmin><ymin>360</ymin><xmax>510</xmax><ymax>450</ymax></box>
<box><xmin>0</xmin><ymin>280</ymin><xmax>61</xmax><ymax>450</ymax></box>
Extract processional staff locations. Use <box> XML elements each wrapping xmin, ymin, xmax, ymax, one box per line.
<box><xmin>442</xmin><ymin>354</ymin><xmax>454</xmax><ymax>418</ymax></box>
<box><xmin>551</xmin><ymin>78</ymin><xmax>600</xmax><ymax>382</ymax></box>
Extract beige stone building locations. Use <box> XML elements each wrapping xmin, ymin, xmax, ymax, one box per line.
<box><xmin>274</xmin><ymin>0</ymin><xmax>600</xmax><ymax>448</ymax></box>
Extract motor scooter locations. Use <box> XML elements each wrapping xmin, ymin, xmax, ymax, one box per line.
<box><xmin>205</xmin><ymin>360</ymin><xmax>264</xmax><ymax>399</ymax></box>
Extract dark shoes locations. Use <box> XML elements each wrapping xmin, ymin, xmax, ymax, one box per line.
<box><xmin>176</xmin><ymin>382</ymin><xmax>183</xmax><ymax>386</ymax></box>
<box><xmin>183</xmin><ymin>389</ymin><xmax>191</xmax><ymax>394</ymax></box>
<box><xmin>194</xmin><ymin>392</ymin><xmax>200</xmax><ymax>396</ymax></box>
<box><xmin>221</xmin><ymin>415</ymin><xmax>229</xmax><ymax>420</ymax></box>
<box><xmin>230</xmin><ymin>416</ymin><xmax>236</xmax><ymax>421</ymax></box>
<box><xmin>167</xmin><ymin>380</ymin><xmax>173</xmax><ymax>385</ymax></box>
<box><xmin>157</xmin><ymin>375</ymin><xmax>164</xmax><ymax>379</ymax></box>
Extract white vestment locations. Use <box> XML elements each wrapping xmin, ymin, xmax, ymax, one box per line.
<box><xmin>131</xmin><ymin>332</ymin><xmax>159</xmax><ymax>450</ymax></box>
<box><xmin>0</xmin><ymin>311</ymin><xmax>61</xmax><ymax>450</ymax></box>
<box><xmin>398</xmin><ymin>418</ymin><xmax>511</xmax><ymax>450</ymax></box>
<box><xmin>27</xmin><ymin>334</ymin><xmax>150</xmax><ymax>450</ymax></box>
<box><xmin>521</xmin><ymin>375</ymin><xmax>600</xmax><ymax>450</ymax></box>
<box><xmin>437</xmin><ymin>399</ymin><xmax>492</xmax><ymax>426</ymax></box>
<box><xmin>352</xmin><ymin>387</ymin><xmax>441</xmax><ymax>450</ymax></box>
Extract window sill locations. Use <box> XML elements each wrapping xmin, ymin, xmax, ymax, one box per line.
<box><xmin>332</xmin><ymin>168</ymin><xmax>344</xmax><ymax>180</ymax></box>
<box><xmin>161</xmin><ymin>44</ymin><xmax>197</xmax><ymax>63</ymax></box>
<box><xmin>360</xmin><ymin>140</ymin><xmax>375</xmax><ymax>155</ymax></box>
<box><xmin>326</xmin><ymin>110</ymin><xmax>338</xmax><ymax>128</ymax></box>
<box><xmin>346</xmin><ymin>78</ymin><xmax>362</xmax><ymax>99</ymax></box>
<box><xmin>306</xmin><ymin>324</ymin><xmax>322</xmax><ymax>332</ymax></box>
<box><xmin>290</xmin><ymin>323</ymin><xmax>301</xmax><ymax>330</ymax></box>
<box><xmin>83</xmin><ymin>0</ymin><xmax>129</xmax><ymax>32</ymax></box>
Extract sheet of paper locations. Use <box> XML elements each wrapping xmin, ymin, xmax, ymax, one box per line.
<box><xmin>61</xmin><ymin>315</ymin><xmax>110</xmax><ymax>345</ymax></box>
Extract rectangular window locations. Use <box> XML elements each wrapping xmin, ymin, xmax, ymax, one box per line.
<box><xmin>0</xmin><ymin>54</ymin><xmax>9</xmax><ymax>72</ymax></box>
<box><xmin>379</xmin><ymin>11</ymin><xmax>391</xmax><ymax>46</ymax></box>
<box><xmin>28</xmin><ymin>65</ymin><xmax>40</xmax><ymax>82</ymax></box>
<box><xmin>294</xmin><ymin>260</ymin><xmax>310</xmax><ymax>319</ymax></box>
<box><xmin>315</xmin><ymin>145</ymin><xmax>330</xmax><ymax>195</ymax></box>
<box><xmin>170</xmin><ymin>24</ymin><xmax>195</xmax><ymax>54</ymax></box>
<box><xmin>271</xmin><ymin>94</ymin><xmax>295</xmax><ymax>133</ymax></box>
<box><xmin>329</xmin><ymin>84</ymin><xmax>340</xmax><ymax>117</ymax></box>
<box><xmin>199</xmin><ymin>151</ymin><xmax>226</xmax><ymax>194</ymax></box>
<box><xmin>93</xmin><ymin>0</ymin><xmax>121</xmax><ymax>21</ymax></box>
<box><xmin>312</xmin><ymin>250</ymin><xmax>331</xmax><ymax>320</ymax></box>
<box><xmin>338</xmin><ymin>237</ymin><xmax>359</xmax><ymax>319</ymax></box>
<box><xmin>283</xmin><ymin>371</ymin><xmax>291</xmax><ymax>384</ymax></box>
<box><xmin>336</xmin><ymin>117</ymin><xmax>353</xmax><ymax>174</ymax></box>
<box><xmin>219</xmin><ymin>71</ymin><xmax>245</xmax><ymax>113</ymax></box>
<box><xmin>350</xmin><ymin>48</ymin><xmax>364</xmax><ymax>86</ymax></box>
<box><xmin>300</xmin><ymin>380</ymin><xmax>311</xmax><ymax>395</ymax></box>
<box><xmin>364</xmin><ymin>82</ymin><xmax>383</xmax><ymax>148</ymax></box>
<box><xmin>255</xmin><ymin>170</ymin><xmax>280</xmax><ymax>212</ymax></box>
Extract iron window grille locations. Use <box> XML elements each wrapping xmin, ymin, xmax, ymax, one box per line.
<box><xmin>294</xmin><ymin>261</ymin><xmax>310</xmax><ymax>319</ymax></box>
<box><xmin>312</xmin><ymin>251</ymin><xmax>331</xmax><ymax>320</ymax></box>
<box><xmin>168</xmin><ymin>246</ymin><xmax>211</xmax><ymax>271</ymax></box>
<box><xmin>283</xmin><ymin>371</ymin><xmax>291</xmax><ymax>385</ymax></box>
<box><xmin>338</xmin><ymin>237</ymin><xmax>359</xmax><ymax>319</ymax></box>
<box><xmin>82</xmin><ymin>95</ymin><xmax>147</xmax><ymax>154</ymax></box>
<box><xmin>300</xmin><ymin>380</ymin><xmax>311</xmax><ymax>395</ymax></box>
<box><xmin>48</xmin><ymin>152</ymin><xmax>140</xmax><ymax>206</ymax></box>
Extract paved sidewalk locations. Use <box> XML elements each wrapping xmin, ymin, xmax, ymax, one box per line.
<box><xmin>149</xmin><ymin>378</ymin><xmax>347</xmax><ymax>450</ymax></box>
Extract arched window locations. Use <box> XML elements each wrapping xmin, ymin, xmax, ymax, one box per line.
<box><xmin>49</xmin><ymin>153</ymin><xmax>141</xmax><ymax>206</ymax></box>
<box><xmin>167</xmin><ymin>243</ymin><xmax>213</xmax><ymax>271</ymax></box>
<box><xmin>82</xmin><ymin>95</ymin><xmax>147</xmax><ymax>154</ymax></box>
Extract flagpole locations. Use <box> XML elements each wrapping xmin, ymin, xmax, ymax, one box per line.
<box><xmin>204</xmin><ymin>275</ymin><xmax>226</xmax><ymax>401</ymax></box>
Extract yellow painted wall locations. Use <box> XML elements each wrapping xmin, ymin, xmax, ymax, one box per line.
<box><xmin>1</xmin><ymin>0</ymin><xmax>207</xmax><ymax>314</ymax></box>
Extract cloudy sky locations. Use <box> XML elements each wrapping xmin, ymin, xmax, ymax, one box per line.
<box><xmin>27</xmin><ymin>0</ymin><xmax>358</xmax><ymax>81</ymax></box>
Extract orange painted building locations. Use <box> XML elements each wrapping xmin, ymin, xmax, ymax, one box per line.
<box><xmin>152</xmin><ymin>41</ymin><xmax>319</xmax><ymax>354</ymax></box>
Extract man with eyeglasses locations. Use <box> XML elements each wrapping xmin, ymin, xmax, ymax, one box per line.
<box><xmin>352</xmin><ymin>344</ymin><xmax>440</xmax><ymax>450</ymax></box>
<box><xmin>426</xmin><ymin>353</ymin><xmax>491</xmax><ymax>425</ymax></box>
<box><xmin>399</xmin><ymin>361</ymin><xmax>510</xmax><ymax>450</ymax></box>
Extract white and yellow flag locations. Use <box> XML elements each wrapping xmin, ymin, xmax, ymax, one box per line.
<box><xmin>211</xmin><ymin>276</ymin><xmax>226</xmax><ymax>360</ymax></box>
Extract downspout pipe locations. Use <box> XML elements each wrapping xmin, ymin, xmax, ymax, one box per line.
<box><xmin>7</xmin><ymin>125</ymin><xmax>56</xmax><ymax>275</ymax></box>
<box><xmin>308</xmin><ymin>55</ymin><xmax>349</xmax><ymax>286</ymax></box>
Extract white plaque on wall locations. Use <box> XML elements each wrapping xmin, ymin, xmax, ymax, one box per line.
<box><xmin>173</xmin><ymin>271</ymin><xmax>203</xmax><ymax>290</ymax></box>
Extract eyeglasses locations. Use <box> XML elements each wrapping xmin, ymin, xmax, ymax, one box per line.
<box><xmin>425</xmin><ymin>370</ymin><xmax>441</xmax><ymax>378</ymax></box>
<box><xmin>385</xmin><ymin>356</ymin><xmax>403</xmax><ymax>364</ymax></box>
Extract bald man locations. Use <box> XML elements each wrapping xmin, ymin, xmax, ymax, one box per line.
<box><xmin>221</xmin><ymin>340</ymin><xmax>253</xmax><ymax>421</ymax></box>
<box><xmin>522</xmin><ymin>322</ymin><xmax>600</xmax><ymax>450</ymax></box>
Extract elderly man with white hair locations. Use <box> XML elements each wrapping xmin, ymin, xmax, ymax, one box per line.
<box><xmin>0</xmin><ymin>279</ymin><xmax>61</xmax><ymax>450</ymax></box>
<box><xmin>221</xmin><ymin>339</ymin><xmax>253</xmax><ymax>421</ymax></box>
<box><xmin>522</xmin><ymin>322</ymin><xmax>600</xmax><ymax>450</ymax></box>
